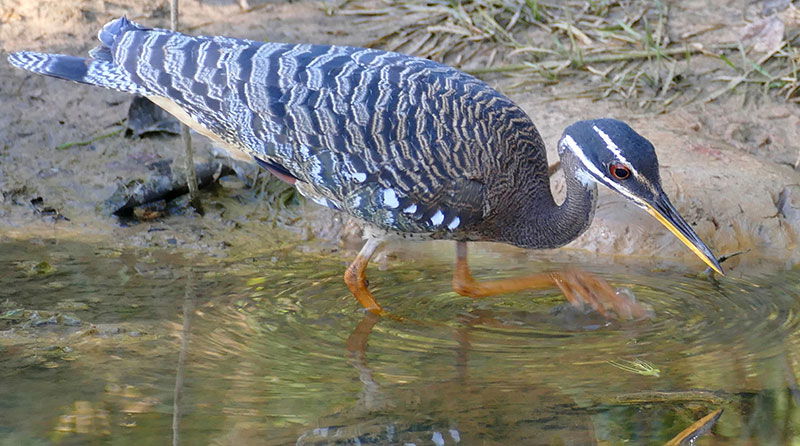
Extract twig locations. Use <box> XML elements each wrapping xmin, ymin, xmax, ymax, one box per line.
<box><xmin>665</xmin><ymin>408</ymin><xmax>724</xmax><ymax>446</ymax></box>
<box><xmin>704</xmin><ymin>43</ymin><xmax>785</xmax><ymax>103</ymax></box>
<box><xmin>170</xmin><ymin>0</ymin><xmax>179</xmax><ymax>30</ymax></box>
<box><xmin>181</xmin><ymin>125</ymin><xmax>202</xmax><ymax>213</ymax></box>
<box><xmin>600</xmin><ymin>390</ymin><xmax>730</xmax><ymax>406</ymax></box>
<box><xmin>108</xmin><ymin>161</ymin><xmax>234</xmax><ymax>218</ymax></box>
<box><xmin>55</xmin><ymin>127</ymin><xmax>123</xmax><ymax>150</ymax></box>
<box><xmin>466</xmin><ymin>43</ymin><xmax>739</xmax><ymax>75</ymax></box>
<box><xmin>170</xmin><ymin>0</ymin><xmax>203</xmax><ymax>213</ymax></box>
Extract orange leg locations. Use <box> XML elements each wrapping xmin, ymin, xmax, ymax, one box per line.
<box><xmin>452</xmin><ymin>241</ymin><xmax>651</xmax><ymax>320</ymax></box>
<box><xmin>344</xmin><ymin>238</ymin><xmax>385</xmax><ymax>315</ymax></box>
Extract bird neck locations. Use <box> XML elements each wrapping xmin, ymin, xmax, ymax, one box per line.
<box><xmin>501</xmin><ymin>150</ymin><xmax>598</xmax><ymax>249</ymax></box>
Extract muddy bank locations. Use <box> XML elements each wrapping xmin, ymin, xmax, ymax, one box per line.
<box><xmin>1</xmin><ymin>0</ymin><xmax>798</xmax><ymax>275</ymax></box>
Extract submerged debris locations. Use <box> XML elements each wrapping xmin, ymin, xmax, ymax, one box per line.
<box><xmin>665</xmin><ymin>408</ymin><xmax>724</xmax><ymax>446</ymax></box>
<box><xmin>605</xmin><ymin>390</ymin><xmax>730</xmax><ymax>406</ymax></box>
<box><xmin>1</xmin><ymin>308</ymin><xmax>83</xmax><ymax>329</ymax></box>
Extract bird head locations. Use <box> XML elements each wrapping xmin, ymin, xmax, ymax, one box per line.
<box><xmin>558</xmin><ymin>118</ymin><xmax>723</xmax><ymax>275</ymax></box>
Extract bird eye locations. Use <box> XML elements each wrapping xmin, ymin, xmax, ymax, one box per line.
<box><xmin>609</xmin><ymin>163</ymin><xmax>631</xmax><ymax>180</ymax></box>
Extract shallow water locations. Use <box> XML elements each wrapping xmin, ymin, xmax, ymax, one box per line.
<box><xmin>2</xmin><ymin>239</ymin><xmax>800</xmax><ymax>445</ymax></box>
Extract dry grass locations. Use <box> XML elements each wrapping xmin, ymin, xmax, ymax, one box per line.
<box><xmin>336</xmin><ymin>0</ymin><xmax>799</xmax><ymax>108</ymax></box>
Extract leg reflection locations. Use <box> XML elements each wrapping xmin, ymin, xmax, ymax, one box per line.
<box><xmin>345</xmin><ymin>312</ymin><xmax>391</xmax><ymax>412</ymax></box>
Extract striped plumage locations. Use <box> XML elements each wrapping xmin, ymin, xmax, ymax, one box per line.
<box><xmin>9</xmin><ymin>17</ymin><xmax>566</xmax><ymax>246</ymax></box>
<box><xmin>9</xmin><ymin>17</ymin><xmax>723</xmax><ymax>318</ymax></box>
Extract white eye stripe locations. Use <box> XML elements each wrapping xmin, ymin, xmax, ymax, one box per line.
<box><xmin>592</xmin><ymin>124</ymin><xmax>646</xmax><ymax>177</ymax></box>
<box><xmin>592</xmin><ymin>125</ymin><xmax>622</xmax><ymax>157</ymax></box>
<box><xmin>561</xmin><ymin>135</ymin><xmax>646</xmax><ymax>206</ymax></box>
<box><xmin>590</xmin><ymin>124</ymin><xmax>660</xmax><ymax>192</ymax></box>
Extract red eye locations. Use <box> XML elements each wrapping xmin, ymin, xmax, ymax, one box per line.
<box><xmin>609</xmin><ymin>163</ymin><xmax>631</xmax><ymax>180</ymax></box>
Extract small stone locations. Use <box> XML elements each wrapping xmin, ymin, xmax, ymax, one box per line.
<box><xmin>60</xmin><ymin>314</ymin><xmax>82</xmax><ymax>326</ymax></box>
<box><xmin>96</xmin><ymin>325</ymin><xmax>122</xmax><ymax>336</ymax></box>
<box><xmin>31</xmin><ymin>313</ymin><xmax>58</xmax><ymax>327</ymax></box>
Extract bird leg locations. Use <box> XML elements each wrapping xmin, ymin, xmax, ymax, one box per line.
<box><xmin>452</xmin><ymin>241</ymin><xmax>650</xmax><ymax>320</ymax></box>
<box><xmin>344</xmin><ymin>238</ymin><xmax>385</xmax><ymax>315</ymax></box>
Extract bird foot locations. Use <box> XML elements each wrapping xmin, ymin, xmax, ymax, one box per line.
<box><xmin>550</xmin><ymin>270</ymin><xmax>653</xmax><ymax>320</ymax></box>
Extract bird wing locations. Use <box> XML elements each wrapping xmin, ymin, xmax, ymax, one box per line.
<box><xmin>101</xmin><ymin>19</ymin><xmax>517</xmax><ymax>234</ymax></box>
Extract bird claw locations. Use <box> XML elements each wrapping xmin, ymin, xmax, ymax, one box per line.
<box><xmin>551</xmin><ymin>270</ymin><xmax>653</xmax><ymax>320</ymax></box>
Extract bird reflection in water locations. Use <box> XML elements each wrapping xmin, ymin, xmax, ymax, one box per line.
<box><xmin>295</xmin><ymin>311</ymin><xmax>600</xmax><ymax>444</ymax></box>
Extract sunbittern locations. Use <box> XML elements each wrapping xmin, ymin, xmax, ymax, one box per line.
<box><xmin>8</xmin><ymin>18</ymin><xmax>723</xmax><ymax>319</ymax></box>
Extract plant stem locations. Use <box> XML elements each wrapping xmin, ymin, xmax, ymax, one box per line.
<box><xmin>466</xmin><ymin>43</ymin><xmax>739</xmax><ymax>75</ymax></box>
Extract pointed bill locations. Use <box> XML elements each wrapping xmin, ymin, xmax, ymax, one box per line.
<box><xmin>644</xmin><ymin>196</ymin><xmax>724</xmax><ymax>275</ymax></box>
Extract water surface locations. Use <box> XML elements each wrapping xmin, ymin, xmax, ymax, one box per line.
<box><xmin>2</xmin><ymin>239</ymin><xmax>799</xmax><ymax>445</ymax></box>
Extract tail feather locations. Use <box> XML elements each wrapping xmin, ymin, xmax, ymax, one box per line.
<box><xmin>8</xmin><ymin>51</ymin><xmax>146</xmax><ymax>94</ymax></box>
<box><xmin>9</xmin><ymin>52</ymin><xmax>90</xmax><ymax>84</ymax></box>
<box><xmin>7</xmin><ymin>17</ymin><xmax>149</xmax><ymax>94</ymax></box>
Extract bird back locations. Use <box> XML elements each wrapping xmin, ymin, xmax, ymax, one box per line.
<box><xmin>8</xmin><ymin>17</ymin><xmax>547</xmax><ymax>238</ymax></box>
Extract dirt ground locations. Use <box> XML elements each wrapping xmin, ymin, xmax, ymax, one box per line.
<box><xmin>1</xmin><ymin>0</ymin><xmax>799</xmax><ymax>275</ymax></box>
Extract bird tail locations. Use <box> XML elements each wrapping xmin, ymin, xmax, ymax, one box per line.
<box><xmin>7</xmin><ymin>17</ymin><xmax>148</xmax><ymax>95</ymax></box>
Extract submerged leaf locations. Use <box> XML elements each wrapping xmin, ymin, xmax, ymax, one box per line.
<box><xmin>607</xmin><ymin>358</ymin><xmax>661</xmax><ymax>377</ymax></box>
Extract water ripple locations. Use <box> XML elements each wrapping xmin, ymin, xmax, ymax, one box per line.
<box><xmin>4</xmin><ymin>241</ymin><xmax>800</xmax><ymax>444</ymax></box>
